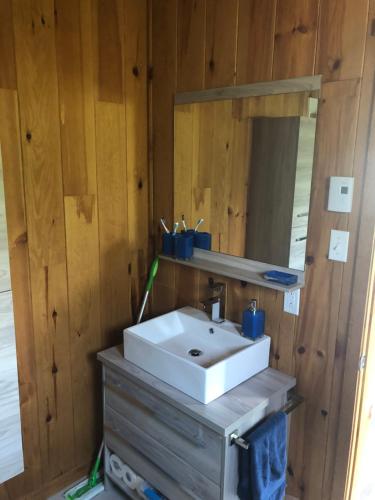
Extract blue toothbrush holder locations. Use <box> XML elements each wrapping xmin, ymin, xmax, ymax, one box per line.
<box><xmin>194</xmin><ymin>231</ymin><xmax>212</xmax><ymax>251</ymax></box>
<box><xmin>162</xmin><ymin>233</ymin><xmax>177</xmax><ymax>257</ymax></box>
<box><xmin>175</xmin><ymin>233</ymin><xmax>194</xmax><ymax>260</ymax></box>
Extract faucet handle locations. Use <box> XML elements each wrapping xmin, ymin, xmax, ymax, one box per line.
<box><xmin>201</xmin><ymin>296</ymin><xmax>220</xmax><ymax>307</ymax></box>
<box><xmin>208</xmin><ymin>277</ymin><xmax>225</xmax><ymax>292</ymax></box>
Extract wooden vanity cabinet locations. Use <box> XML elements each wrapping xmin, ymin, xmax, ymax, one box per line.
<box><xmin>99</xmin><ymin>346</ymin><xmax>295</xmax><ymax>500</ymax></box>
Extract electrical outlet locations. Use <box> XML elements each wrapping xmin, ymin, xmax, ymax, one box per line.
<box><xmin>284</xmin><ymin>289</ymin><xmax>300</xmax><ymax>316</ymax></box>
<box><xmin>328</xmin><ymin>230</ymin><xmax>350</xmax><ymax>262</ymax></box>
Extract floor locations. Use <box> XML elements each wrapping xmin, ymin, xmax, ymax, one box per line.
<box><xmin>49</xmin><ymin>478</ymin><xmax>126</xmax><ymax>499</ymax></box>
<box><xmin>49</xmin><ymin>480</ymin><xmax>298</xmax><ymax>500</ymax></box>
<box><xmin>49</xmin><ymin>477</ymin><xmax>300</xmax><ymax>500</ymax></box>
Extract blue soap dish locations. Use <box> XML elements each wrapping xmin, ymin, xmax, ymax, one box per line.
<box><xmin>263</xmin><ymin>270</ymin><xmax>298</xmax><ymax>286</ymax></box>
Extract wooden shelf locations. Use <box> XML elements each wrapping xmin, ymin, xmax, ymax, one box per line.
<box><xmin>159</xmin><ymin>248</ymin><xmax>304</xmax><ymax>293</ymax></box>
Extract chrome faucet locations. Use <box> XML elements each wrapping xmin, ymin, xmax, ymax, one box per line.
<box><xmin>201</xmin><ymin>278</ymin><xmax>227</xmax><ymax>323</ymax></box>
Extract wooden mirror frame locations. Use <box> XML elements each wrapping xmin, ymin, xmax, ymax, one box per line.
<box><xmin>161</xmin><ymin>76</ymin><xmax>322</xmax><ymax>292</ymax></box>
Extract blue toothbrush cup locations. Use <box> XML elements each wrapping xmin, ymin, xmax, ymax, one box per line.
<box><xmin>162</xmin><ymin>233</ymin><xmax>177</xmax><ymax>257</ymax></box>
<box><xmin>175</xmin><ymin>233</ymin><xmax>194</xmax><ymax>260</ymax></box>
<box><xmin>194</xmin><ymin>231</ymin><xmax>212</xmax><ymax>251</ymax></box>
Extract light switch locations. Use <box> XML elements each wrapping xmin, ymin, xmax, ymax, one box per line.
<box><xmin>327</xmin><ymin>177</ymin><xmax>354</xmax><ymax>213</ymax></box>
<box><xmin>329</xmin><ymin>230</ymin><xmax>350</xmax><ymax>262</ymax></box>
<box><xmin>284</xmin><ymin>289</ymin><xmax>300</xmax><ymax>316</ymax></box>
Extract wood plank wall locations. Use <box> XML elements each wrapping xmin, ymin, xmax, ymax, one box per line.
<box><xmin>151</xmin><ymin>1</ymin><xmax>374</xmax><ymax>499</ymax></box>
<box><xmin>0</xmin><ymin>1</ymin><xmax>149</xmax><ymax>498</ymax></box>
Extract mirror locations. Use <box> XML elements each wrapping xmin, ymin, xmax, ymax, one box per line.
<box><xmin>174</xmin><ymin>85</ymin><xmax>318</xmax><ymax>271</ymax></box>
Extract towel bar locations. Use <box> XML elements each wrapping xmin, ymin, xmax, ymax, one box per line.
<box><xmin>230</xmin><ymin>392</ymin><xmax>304</xmax><ymax>450</ymax></box>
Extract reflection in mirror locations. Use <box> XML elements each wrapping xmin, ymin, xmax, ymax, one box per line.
<box><xmin>174</xmin><ymin>91</ymin><xmax>318</xmax><ymax>271</ymax></box>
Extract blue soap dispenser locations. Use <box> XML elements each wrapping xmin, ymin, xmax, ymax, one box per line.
<box><xmin>242</xmin><ymin>299</ymin><xmax>265</xmax><ymax>340</ymax></box>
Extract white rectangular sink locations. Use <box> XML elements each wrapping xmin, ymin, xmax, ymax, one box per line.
<box><xmin>123</xmin><ymin>306</ymin><xmax>271</xmax><ymax>404</ymax></box>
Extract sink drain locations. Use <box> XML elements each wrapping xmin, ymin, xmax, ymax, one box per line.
<box><xmin>188</xmin><ymin>348</ymin><xmax>203</xmax><ymax>357</ymax></box>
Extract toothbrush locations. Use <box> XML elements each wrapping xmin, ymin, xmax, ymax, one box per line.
<box><xmin>160</xmin><ymin>217</ymin><xmax>170</xmax><ymax>233</ymax></box>
<box><xmin>194</xmin><ymin>218</ymin><xmax>204</xmax><ymax>232</ymax></box>
<box><xmin>172</xmin><ymin>222</ymin><xmax>179</xmax><ymax>234</ymax></box>
<box><xmin>181</xmin><ymin>214</ymin><xmax>187</xmax><ymax>232</ymax></box>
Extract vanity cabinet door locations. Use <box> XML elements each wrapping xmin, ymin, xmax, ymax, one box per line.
<box><xmin>104</xmin><ymin>367</ymin><xmax>223</xmax><ymax>499</ymax></box>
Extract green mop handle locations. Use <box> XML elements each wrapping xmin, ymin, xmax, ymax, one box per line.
<box><xmin>137</xmin><ymin>257</ymin><xmax>159</xmax><ymax>324</ymax></box>
<box><xmin>88</xmin><ymin>441</ymin><xmax>104</xmax><ymax>487</ymax></box>
<box><xmin>146</xmin><ymin>257</ymin><xmax>159</xmax><ymax>293</ymax></box>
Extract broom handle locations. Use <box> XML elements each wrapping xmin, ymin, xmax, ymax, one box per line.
<box><xmin>137</xmin><ymin>257</ymin><xmax>159</xmax><ymax>324</ymax></box>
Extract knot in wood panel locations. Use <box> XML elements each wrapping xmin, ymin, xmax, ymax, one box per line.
<box><xmin>52</xmin><ymin>309</ymin><xmax>58</xmax><ymax>329</ymax></box>
<box><xmin>15</xmin><ymin>231</ymin><xmax>28</xmax><ymax>245</ymax></box>
<box><xmin>305</xmin><ymin>255</ymin><xmax>314</xmax><ymax>265</ymax></box>
<box><xmin>292</xmin><ymin>24</ymin><xmax>308</xmax><ymax>34</ymax></box>
<box><xmin>328</xmin><ymin>58</ymin><xmax>342</xmax><ymax>72</ymax></box>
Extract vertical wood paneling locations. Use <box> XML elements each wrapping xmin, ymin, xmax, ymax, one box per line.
<box><xmin>12</xmin><ymin>0</ymin><xmax>75</xmax><ymax>481</ymax></box>
<box><xmin>152</xmin><ymin>260</ymin><xmax>176</xmax><ymax>317</ymax></box>
<box><xmin>152</xmin><ymin>2</ymin><xmax>372</xmax><ymax>499</ymax></box>
<box><xmin>0</xmin><ymin>90</ymin><xmax>41</xmax><ymax>496</ymax></box>
<box><xmin>174</xmin><ymin>105</ymin><xmax>195</xmax><ymax>224</ymax></box>
<box><xmin>64</xmin><ymin>195</ymin><xmax>101</xmax><ymax>467</ymax></box>
<box><xmin>228</xmin><ymin>112</ymin><xmax>250</xmax><ymax>257</ymax></box>
<box><xmin>0</xmin><ymin>0</ymin><xmax>17</xmax><ymax>89</ymax></box>
<box><xmin>174</xmin><ymin>265</ymin><xmax>200</xmax><ymax>309</ymax></box>
<box><xmin>273</xmin><ymin>0</ymin><xmax>320</xmax><ymax>80</ymax></box>
<box><xmin>209</xmin><ymin>101</ymin><xmax>233</xmax><ymax>254</ymax></box>
<box><xmin>152</xmin><ymin>0</ymin><xmax>177</xmax><ymax>231</ymax></box>
<box><xmin>80</xmin><ymin>0</ymin><xmax>98</xmax><ymax>197</ymax></box>
<box><xmin>205</xmin><ymin>0</ymin><xmax>239</xmax><ymax>88</ymax></box>
<box><xmin>124</xmin><ymin>0</ymin><xmax>150</xmax><ymax>321</ymax></box>
<box><xmin>316</xmin><ymin>0</ymin><xmax>369</xmax><ymax>81</ymax></box>
<box><xmin>236</xmin><ymin>0</ymin><xmax>277</xmax><ymax>84</ymax></box>
<box><xmin>96</xmin><ymin>102</ymin><xmax>131</xmax><ymax>346</ymax></box>
<box><xmin>97</xmin><ymin>0</ymin><xmax>124</xmax><ymax>103</ymax></box>
<box><xmin>288</xmin><ymin>79</ymin><xmax>360</xmax><ymax>499</ymax></box>
<box><xmin>0</xmin><ymin>0</ymin><xmax>371</xmax><ymax>497</ymax></box>
<box><xmin>176</xmin><ymin>0</ymin><xmax>206</xmax><ymax>91</ymax></box>
<box><xmin>261</xmin><ymin>288</ymin><xmax>297</xmax><ymax>376</ymax></box>
<box><xmin>0</xmin><ymin>1</ymin><xmax>150</xmax><ymax>497</ymax></box>
<box><xmin>326</xmin><ymin>5</ymin><xmax>375</xmax><ymax>497</ymax></box>
<box><xmin>55</xmin><ymin>0</ymin><xmax>88</xmax><ymax>195</ymax></box>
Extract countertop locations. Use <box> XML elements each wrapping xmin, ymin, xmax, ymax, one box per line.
<box><xmin>98</xmin><ymin>346</ymin><xmax>296</xmax><ymax>436</ymax></box>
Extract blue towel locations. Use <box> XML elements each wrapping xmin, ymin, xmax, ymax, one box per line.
<box><xmin>237</xmin><ymin>411</ymin><xmax>287</xmax><ymax>500</ymax></box>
